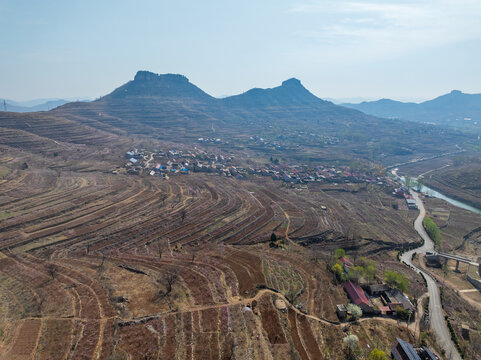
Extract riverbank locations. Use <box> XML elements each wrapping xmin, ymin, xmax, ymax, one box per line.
<box><xmin>391</xmin><ymin>168</ymin><xmax>481</xmax><ymax>216</ymax></box>
<box><xmin>420</xmin><ymin>177</ymin><xmax>481</xmax><ymax>213</ymax></box>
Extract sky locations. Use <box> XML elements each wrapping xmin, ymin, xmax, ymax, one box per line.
<box><xmin>1</xmin><ymin>0</ymin><xmax>481</xmax><ymax>102</ymax></box>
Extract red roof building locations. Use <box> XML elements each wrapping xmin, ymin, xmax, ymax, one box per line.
<box><xmin>344</xmin><ymin>281</ymin><xmax>374</xmax><ymax>313</ymax></box>
<box><xmin>339</xmin><ymin>257</ymin><xmax>353</xmax><ymax>267</ymax></box>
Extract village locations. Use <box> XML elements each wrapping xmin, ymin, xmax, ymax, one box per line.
<box><xmin>330</xmin><ymin>249</ymin><xmax>438</xmax><ymax>360</ymax></box>
<box><xmin>121</xmin><ymin>146</ymin><xmax>391</xmax><ymax>186</ymax></box>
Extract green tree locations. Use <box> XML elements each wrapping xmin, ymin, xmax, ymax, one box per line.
<box><xmin>347</xmin><ymin>303</ymin><xmax>362</xmax><ymax>320</ymax></box>
<box><xmin>357</xmin><ymin>257</ymin><xmax>377</xmax><ymax>282</ymax></box>
<box><xmin>343</xmin><ymin>334</ymin><xmax>359</xmax><ymax>360</ymax></box>
<box><xmin>347</xmin><ymin>267</ymin><xmax>363</xmax><ymax>284</ymax></box>
<box><xmin>384</xmin><ymin>271</ymin><xmax>409</xmax><ymax>293</ymax></box>
<box><xmin>334</xmin><ymin>248</ymin><xmax>346</xmax><ymax>259</ymax></box>
<box><xmin>368</xmin><ymin>348</ymin><xmax>387</xmax><ymax>360</ymax></box>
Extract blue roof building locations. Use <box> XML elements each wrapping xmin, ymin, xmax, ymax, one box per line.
<box><xmin>392</xmin><ymin>338</ymin><xmax>421</xmax><ymax>360</ymax></box>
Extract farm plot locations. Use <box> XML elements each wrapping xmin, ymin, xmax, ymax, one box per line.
<box><xmin>0</xmin><ymin>164</ymin><xmax>424</xmax><ymax>359</ymax></box>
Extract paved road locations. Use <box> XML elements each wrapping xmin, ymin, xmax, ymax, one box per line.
<box><xmin>401</xmin><ymin>191</ymin><xmax>461</xmax><ymax>360</ymax></box>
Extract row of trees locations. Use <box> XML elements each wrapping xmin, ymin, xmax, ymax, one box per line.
<box><xmin>422</xmin><ymin>216</ymin><xmax>442</xmax><ymax>246</ymax></box>
<box><xmin>384</xmin><ymin>270</ymin><xmax>409</xmax><ymax>293</ymax></box>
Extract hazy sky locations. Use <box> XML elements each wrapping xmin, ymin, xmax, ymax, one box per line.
<box><xmin>1</xmin><ymin>0</ymin><xmax>481</xmax><ymax>102</ymax></box>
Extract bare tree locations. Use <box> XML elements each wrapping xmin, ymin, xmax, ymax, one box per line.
<box><xmin>156</xmin><ymin>241</ymin><xmax>163</xmax><ymax>259</ymax></box>
<box><xmin>36</xmin><ymin>294</ymin><xmax>45</xmax><ymax>316</ymax></box>
<box><xmin>98</xmin><ymin>254</ymin><xmax>107</xmax><ymax>275</ymax></box>
<box><xmin>154</xmin><ymin>267</ymin><xmax>179</xmax><ymax>301</ymax></box>
<box><xmin>190</xmin><ymin>246</ymin><xmax>198</xmax><ymax>264</ymax></box>
<box><xmin>180</xmin><ymin>208</ymin><xmax>187</xmax><ymax>223</ymax></box>
<box><xmin>160</xmin><ymin>193</ymin><xmax>168</xmax><ymax>206</ymax></box>
<box><xmin>43</xmin><ymin>248</ymin><xmax>54</xmax><ymax>260</ymax></box>
<box><xmin>46</xmin><ymin>263</ymin><xmax>57</xmax><ymax>280</ymax></box>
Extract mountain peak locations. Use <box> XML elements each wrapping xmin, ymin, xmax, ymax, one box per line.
<box><xmin>101</xmin><ymin>71</ymin><xmax>213</xmax><ymax>101</ymax></box>
<box><xmin>281</xmin><ymin>78</ymin><xmax>302</xmax><ymax>87</ymax></box>
<box><xmin>449</xmin><ymin>90</ymin><xmax>463</xmax><ymax>95</ymax></box>
<box><xmin>134</xmin><ymin>71</ymin><xmax>189</xmax><ymax>83</ymax></box>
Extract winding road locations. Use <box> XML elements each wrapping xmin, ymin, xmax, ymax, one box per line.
<box><xmin>401</xmin><ymin>191</ymin><xmax>461</xmax><ymax>360</ymax></box>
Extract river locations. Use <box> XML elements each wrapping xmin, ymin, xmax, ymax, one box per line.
<box><xmin>393</xmin><ymin>169</ymin><xmax>481</xmax><ymax>215</ymax></box>
<box><xmin>414</xmin><ymin>183</ymin><xmax>481</xmax><ymax>215</ymax></box>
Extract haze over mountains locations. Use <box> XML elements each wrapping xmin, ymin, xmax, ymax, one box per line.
<box><xmin>342</xmin><ymin>90</ymin><xmax>481</xmax><ymax>133</ymax></box>
<box><xmin>0</xmin><ymin>71</ymin><xmax>475</xmax><ymax>165</ymax></box>
<box><xmin>1</xmin><ymin>98</ymin><xmax>91</xmax><ymax>113</ymax></box>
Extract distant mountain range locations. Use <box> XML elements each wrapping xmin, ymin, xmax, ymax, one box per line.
<box><xmin>0</xmin><ymin>71</ymin><xmax>474</xmax><ymax>165</ymax></box>
<box><xmin>342</xmin><ymin>90</ymin><xmax>481</xmax><ymax>133</ymax></box>
<box><xmin>1</xmin><ymin>98</ymin><xmax>90</xmax><ymax>112</ymax></box>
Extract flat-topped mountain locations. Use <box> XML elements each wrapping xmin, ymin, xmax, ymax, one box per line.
<box><xmin>342</xmin><ymin>90</ymin><xmax>481</xmax><ymax>133</ymax></box>
<box><xmin>106</xmin><ymin>71</ymin><xmax>215</xmax><ymax>101</ymax></box>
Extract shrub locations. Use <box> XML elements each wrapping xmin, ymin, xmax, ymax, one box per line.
<box><xmin>369</xmin><ymin>348</ymin><xmax>388</xmax><ymax>360</ymax></box>
<box><xmin>331</xmin><ymin>263</ymin><xmax>344</xmax><ymax>281</ymax></box>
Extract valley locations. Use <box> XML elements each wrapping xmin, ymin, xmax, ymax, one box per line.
<box><xmin>1</xmin><ymin>71</ymin><xmax>480</xmax><ymax>360</ymax></box>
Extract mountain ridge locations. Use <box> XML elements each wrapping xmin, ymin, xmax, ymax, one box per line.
<box><xmin>342</xmin><ymin>90</ymin><xmax>481</xmax><ymax>132</ymax></box>
<box><xmin>1</xmin><ymin>70</ymin><xmax>473</xmax><ymax>165</ymax></box>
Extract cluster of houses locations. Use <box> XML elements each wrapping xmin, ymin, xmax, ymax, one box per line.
<box><xmin>196</xmin><ymin>137</ymin><xmax>226</xmax><ymax>145</ymax></box>
<box><xmin>337</xmin><ymin>280</ymin><xmax>415</xmax><ymax>319</ymax></box>
<box><xmin>393</xmin><ymin>185</ymin><xmax>418</xmax><ymax>210</ymax></box>
<box><xmin>123</xmin><ymin>148</ymin><xmax>391</xmax><ymax>187</ymax></box>
<box><xmin>124</xmin><ymin>148</ymin><xmax>235</xmax><ymax>177</ymax></box>
<box><xmin>336</xmin><ymin>257</ymin><xmax>439</xmax><ymax>358</ymax></box>
<box><xmin>260</xmin><ymin>163</ymin><xmax>388</xmax><ymax>185</ymax></box>
<box><xmin>248</xmin><ymin>132</ymin><xmax>340</xmax><ymax>150</ymax></box>
<box><xmin>336</xmin><ymin>256</ymin><xmax>415</xmax><ymax>320</ymax></box>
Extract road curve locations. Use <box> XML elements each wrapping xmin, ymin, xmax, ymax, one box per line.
<box><xmin>401</xmin><ymin>191</ymin><xmax>461</xmax><ymax>360</ymax></box>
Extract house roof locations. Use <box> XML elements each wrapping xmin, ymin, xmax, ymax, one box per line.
<box><xmin>392</xmin><ymin>338</ymin><xmax>421</xmax><ymax>360</ymax></box>
<box><xmin>390</xmin><ymin>289</ymin><xmax>415</xmax><ymax>311</ymax></box>
<box><xmin>344</xmin><ymin>281</ymin><xmax>373</xmax><ymax>308</ymax></box>
<box><xmin>422</xmin><ymin>346</ymin><xmax>437</xmax><ymax>360</ymax></box>
<box><xmin>339</xmin><ymin>257</ymin><xmax>353</xmax><ymax>266</ymax></box>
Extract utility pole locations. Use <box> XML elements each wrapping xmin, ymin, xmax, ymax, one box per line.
<box><xmin>2</xmin><ymin>100</ymin><xmax>6</xmax><ymax>111</ymax></box>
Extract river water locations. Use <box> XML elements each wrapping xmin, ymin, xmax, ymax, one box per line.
<box><xmin>413</xmin><ymin>183</ymin><xmax>481</xmax><ymax>215</ymax></box>
<box><xmin>393</xmin><ymin>170</ymin><xmax>481</xmax><ymax>215</ymax></box>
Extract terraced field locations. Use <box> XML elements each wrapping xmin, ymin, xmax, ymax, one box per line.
<box><xmin>0</xmin><ymin>162</ymin><xmax>421</xmax><ymax>359</ymax></box>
